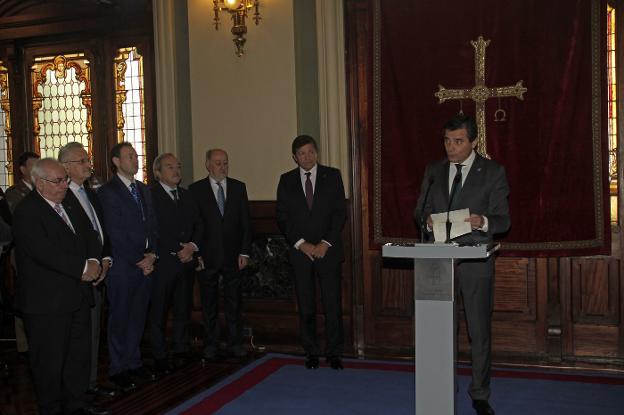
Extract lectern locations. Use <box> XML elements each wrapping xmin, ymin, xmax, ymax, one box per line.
<box><xmin>382</xmin><ymin>243</ymin><xmax>496</xmax><ymax>415</ymax></box>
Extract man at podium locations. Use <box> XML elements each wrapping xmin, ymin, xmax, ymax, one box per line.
<box><xmin>414</xmin><ymin>114</ymin><xmax>510</xmax><ymax>415</ymax></box>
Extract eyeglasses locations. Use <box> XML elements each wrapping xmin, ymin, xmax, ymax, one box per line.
<box><xmin>64</xmin><ymin>158</ymin><xmax>91</xmax><ymax>165</ymax></box>
<box><xmin>41</xmin><ymin>176</ymin><xmax>70</xmax><ymax>185</ymax></box>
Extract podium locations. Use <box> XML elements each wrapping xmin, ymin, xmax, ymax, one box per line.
<box><xmin>382</xmin><ymin>243</ymin><xmax>496</xmax><ymax>415</ymax></box>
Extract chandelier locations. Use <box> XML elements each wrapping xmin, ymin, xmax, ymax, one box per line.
<box><xmin>212</xmin><ymin>0</ymin><xmax>261</xmax><ymax>57</ymax></box>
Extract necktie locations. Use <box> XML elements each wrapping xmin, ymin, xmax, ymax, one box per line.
<box><xmin>129</xmin><ymin>182</ymin><xmax>145</xmax><ymax>220</ymax></box>
<box><xmin>450</xmin><ymin>163</ymin><xmax>463</xmax><ymax>210</ymax></box>
<box><xmin>216</xmin><ymin>181</ymin><xmax>225</xmax><ymax>216</ymax></box>
<box><xmin>78</xmin><ymin>186</ymin><xmax>100</xmax><ymax>239</ymax></box>
<box><xmin>304</xmin><ymin>172</ymin><xmax>313</xmax><ymax>209</ymax></box>
<box><xmin>54</xmin><ymin>203</ymin><xmax>74</xmax><ymax>233</ymax></box>
<box><xmin>170</xmin><ymin>189</ymin><xmax>178</xmax><ymax>203</ymax></box>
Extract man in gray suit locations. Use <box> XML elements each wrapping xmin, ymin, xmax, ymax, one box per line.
<box><xmin>415</xmin><ymin>114</ymin><xmax>510</xmax><ymax>415</ymax></box>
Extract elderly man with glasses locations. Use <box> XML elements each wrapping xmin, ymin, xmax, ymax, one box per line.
<box><xmin>13</xmin><ymin>158</ymin><xmax>109</xmax><ymax>415</ymax></box>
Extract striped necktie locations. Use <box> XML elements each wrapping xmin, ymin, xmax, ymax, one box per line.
<box><xmin>53</xmin><ymin>203</ymin><xmax>75</xmax><ymax>233</ymax></box>
<box><xmin>216</xmin><ymin>181</ymin><xmax>225</xmax><ymax>216</ymax></box>
<box><xmin>129</xmin><ymin>182</ymin><xmax>145</xmax><ymax>220</ymax></box>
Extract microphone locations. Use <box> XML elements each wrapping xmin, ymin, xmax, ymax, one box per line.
<box><xmin>419</xmin><ymin>176</ymin><xmax>434</xmax><ymax>243</ymax></box>
<box><xmin>446</xmin><ymin>173</ymin><xmax>462</xmax><ymax>243</ymax></box>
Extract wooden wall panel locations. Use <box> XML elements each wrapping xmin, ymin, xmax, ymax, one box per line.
<box><xmin>571</xmin><ymin>258</ymin><xmax>620</xmax><ymax>325</ymax></box>
<box><xmin>493</xmin><ymin>258</ymin><xmax>534</xmax><ymax>316</ymax></box>
<box><xmin>378</xmin><ymin>267</ymin><xmax>413</xmax><ymax>317</ymax></box>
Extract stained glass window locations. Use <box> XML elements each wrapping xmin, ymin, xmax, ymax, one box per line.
<box><xmin>114</xmin><ymin>47</ymin><xmax>147</xmax><ymax>183</ymax></box>
<box><xmin>31</xmin><ymin>54</ymin><xmax>92</xmax><ymax>159</ymax></box>
<box><xmin>0</xmin><ymin>62</ymin><xmax>13</xmax><ymax>190</ymax></box>
<box><xmin>608</xmin><ymin>5</ymin><xmax>618</xmax><ymax>223</ymax></box>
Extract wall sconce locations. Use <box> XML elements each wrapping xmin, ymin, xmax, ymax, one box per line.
<box><xmin>213</xmin><ymin>0</ymin><xmax>261</xmax><ymax>57</ymax></box>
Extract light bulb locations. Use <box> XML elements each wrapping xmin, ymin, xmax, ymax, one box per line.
<box><xmin>224</xmin><ymin>0</ymin><xmax>242</xmax><ymax>10</ymax></box>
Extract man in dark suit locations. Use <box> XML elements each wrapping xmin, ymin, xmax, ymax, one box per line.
<box><xmin>149</xmin><ymin>153</ymin><xmax>203</xmax><ymax>374</ymax></box>
<box><xmin>59</xmin><ymin>142</ymin><xmax>116</xmax><ymax>399</ymax></box>
<box><xmin>98</xmin><ymin>142</ymin><xmax>158</xmax><ymax>391</ymax></box>
<box><xmin>189</xmin><ymin>149</ymin><xmax>251</xmax><ymax>360</ymax></box>
<box><xmin>13</xmin><ymin>158</ymin><xmax>108</xmax><ymax>415</ymax></box>
<box><xmin>6</xmin><ymin>151</ymin><xmax>40</xmax><ymax>213</ymax></box>
<box><xmin>415</xmin><ymin>114</ymin><xmax>510</xmax><ymax>415</ymax></box>
<box><xmin>276</xmin><ymin>135</ymin><xmax>347</xmax><ymax>370</ymax></box>
<box><xmin>5</xmin><ymin>151</ymin><xmax>40</xmax><ymax>357</ymax></box>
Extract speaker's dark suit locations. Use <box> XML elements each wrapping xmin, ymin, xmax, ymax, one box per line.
<box><xmin>189</xmin><ymin>176</ymin><xmax>251</xmax><ymax>356</ymax></box>
<box><xmin>276</xmin><ymin>164</ymin><xmax>346</xmax><ymax>357</ymax></box>
<box><xmin>13</xmin><ymin>190</ymin><xmax>101</xmax><ymax>415</ymax></box>
<box><xmin>415</xmin><ymin>153</ymin><xmax>510</xmax><ymax>401</ymax></box>
<box><xmin>98</xmin><ymin>175</ymin><xmax>158</xmax><ymax>376</ymax></box>
<box><xmin>149</xmin><ymin>183</ymin><xmax>203</xmax><ymax>360</ymax></box>
<box><xmin>65</xmin><ymin>184</ymin><xmax>111</xmax><ymax>389</ymax></box>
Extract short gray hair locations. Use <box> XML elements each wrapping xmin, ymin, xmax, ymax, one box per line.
<box><xmin>152</xmin><ymin>153</ymin><xmax>176</xmax><ymax>176</ymax></box>
<box><xmin>58</xmin><ymin>142</ymin><xmax>86</xmax><ymax>163</ymax></box>
<box><xmin>31</xmin><ymin>158</ymin><xmax>62</xmax><ymax>183</ymax></box>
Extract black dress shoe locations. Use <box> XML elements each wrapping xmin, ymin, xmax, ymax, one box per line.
<box><xmin>72</xmin><ymin>405</ymin><xmax>112</xmax><ymax>415</ymax></box>
<box><xmin>109</xmin><ymin>372</ymin><xmax>136</xmax><ymax>392</ymax></box>
<box><xmin>326</xmin><ymin>356</ymin><xmax>344</xmax><ymax>370</ymax></box>
<box><xmin>305</xmin><ymin>356</ymin><xmax>320</xmax><ymax>369</ymax></box>
<box><xmin>154</xmin><ymin>359</ymin><xmax>172</xmax><ymax>375</ymax></box>
<box><xmin>472</xmin><ymin>400</ymin><xmax>495</xmax><ymax>415</ymax></box>
<box><xmin>128</xmin><ymin>366</ymin><xmax>158</xmax><ymax>382</ymax></box>
<box><xmin>86</xmin><ymin>385</ymin><xmax>117</xmax><ymax>398</ymax></box>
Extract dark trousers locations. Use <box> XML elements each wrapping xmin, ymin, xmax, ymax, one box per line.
<box><xmin>456</xmin><ymin>255</ymin><xmax>495</xmax><ymax>401</ymax></box>
<box><xmin>23</xmin><ymin>298</ymin><xmax>92</xmax><ymax>415</ymax></box>
<box><xmin>289</xmin><ymin>249</ymin><xmax>343</xmax><ymax>357</ymax></box>
<box><xmin>197</xmin><ymin>267</ymin><xmax>243</xmax><ymax>356</ymax></box>
<box><xmin>106</xmin><ymin>267</ymin><xmax>152</xmax><ymax>376</ymax></box>
<box><xmin>149</xmin><ymin>258</ymin><xmax>194</xmax><ymax>360</ymax></box>
<box><xmin>89</xmin><ymin>286</ymin><xmax>103</xmax><ymax>388</ymax></box>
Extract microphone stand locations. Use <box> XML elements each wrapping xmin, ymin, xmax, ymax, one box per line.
<box><xmin>446</xmin><ymin>174</ymin><xmax>461</xmax><ymax>243</ymax></box>
<box><xmin>419</xmin><ymin>177</ymin><xmax>434</xmax><ymax>243</ymax></box>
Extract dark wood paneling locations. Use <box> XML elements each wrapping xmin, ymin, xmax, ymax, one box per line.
<box><xmin>571</xmin><ymin>258</ymin><xmax>620</xmax><ymax>325</ymax></box>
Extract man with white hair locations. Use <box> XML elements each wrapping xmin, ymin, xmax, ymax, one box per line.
<box><xmin>13</xmin><ymin>158</ymin><xmax>108</xmax><ymax>415</ymax></box>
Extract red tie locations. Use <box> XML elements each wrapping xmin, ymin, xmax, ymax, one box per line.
<box><xmin>305</xmin><ymin>172</ymin><xmax>313</xmax><ymax>209</ymax></box>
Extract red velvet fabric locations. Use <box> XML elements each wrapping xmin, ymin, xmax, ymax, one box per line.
<box><xmin>373</xmin><ymin>0</ymin><xmax>610</xmax><ymax>256</ymax></box>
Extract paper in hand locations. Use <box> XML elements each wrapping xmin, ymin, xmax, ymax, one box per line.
<box><xmin>430</xmin><ymin>208</ymin><xmax>472</xmax><ymax>242</ymax></box>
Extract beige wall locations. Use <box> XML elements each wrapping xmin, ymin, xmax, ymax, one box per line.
<box><xmin>187</xmin><ymin>0</ymin><xmax>298</xmax><ymax>200</ymax></box>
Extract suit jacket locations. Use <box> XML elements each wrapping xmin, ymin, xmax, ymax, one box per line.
<box><xmin>276</xmin><ymin>164</ymin><xmax>347</xmax><ymax>261</ymax></box>
<box><xmin>415</xmin><ymin>153</ymin><xmax>511</xmax><ymax>244</ymax></box>
<box><xmin>13</xmin><ymin>191</ymin><xmax>101</xmax><ymax>314</ymax></box>
<box><xmin>5</xmin><ymin>180</ymin><xmax>32</xmax><ymax>214</ymax></box>
<box><xmin>189</xmin><ymin>176</ymin><xmax>251</xmax><ymax>271</ymax></box>
<box><xmin>150</xmin><ymin>183</ymin><xmax>203</xmax><ymax>265</ymax></box>
<box><xmin>0</xmin><ymin>188</ymin><xmax>12</xmax><ymax>225</ymax></box>
<box><xmin>97</xmin><ymin>175</ymin><xmax>158</xmax><ymax>271</ymax></box>
<box><xmin>64</xmin><ymin>185</ymin><xmax>112</xmax><ymax>258</ymax></box>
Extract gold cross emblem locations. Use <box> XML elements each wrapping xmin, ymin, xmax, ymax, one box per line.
<box><xmin>434</xmin><ymin>36</ymin><xmax>527</xmax><ymax>158</ymax></box>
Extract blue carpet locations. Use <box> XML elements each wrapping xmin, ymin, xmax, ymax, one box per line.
<box><xmin>165</xmin><ymin>354</ymin><xmax>624</xmax><ymax>415</ymax></box>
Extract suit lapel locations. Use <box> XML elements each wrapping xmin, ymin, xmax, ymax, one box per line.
<box><xmin>457</xmin><ymin>155</ymin><xmax>485</xmax><ymax>207</ymax></box>
<box><xmin>34</xmin><ymin>192</ymin><xmax>76</xmax><ymax>238</ymax></box>
<box><xmin>313</xmin><ymin>166</ymin><xmax>328</xmax><ymax>209</ymax></box>
<box><xmin>223</xmin><ymin>178</ymin><xmax>232</xmax><ymax>215</ymax></box>
<box><xmin>112</xmin><ymin>175</ymin><xmax>143</xmax><ymax>217</ymax></box>
<box><xmin>439</xmin><ymin>161</ymin><xmax>451</xmax><ymax>207</ymax></box>
<box><xmin>203</xmin><ymin>177</ymin><xmax>221</xmax><ymax>218</ymax></box>
<box><xmin>290</xmin><ymin>168</ymin><xmax>309</xmax><ymax>210</ymax></box>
